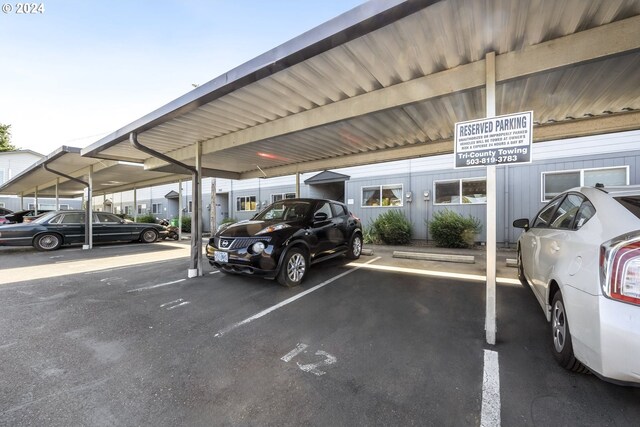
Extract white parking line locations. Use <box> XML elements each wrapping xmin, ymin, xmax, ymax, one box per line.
<box><xmin>346</xmin><ymin>262</ymin><xmax>520</xmax><ymax>285</ymax></box>
<box><xmin>127</xmin><ymin>279</ymin><xmax>186</xmax><ymax>293</ymax></box>
<box><xmin>214</xmin><ymin>257</ymin><xmax>381</xmax><ymax>337</ymax></box>
<box><xmin>481</xmin><ymin>349</ymin><xmax>501</xmax><ymax>427</ymax></box>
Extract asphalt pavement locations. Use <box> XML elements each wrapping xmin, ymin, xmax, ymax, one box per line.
<box><xmin>0</xmin><ymin>240</ymin><xmax>638</xmax><ymax>426</ymax></box>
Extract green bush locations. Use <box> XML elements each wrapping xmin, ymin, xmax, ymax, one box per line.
<box><xmin>362</xmin><ymin>224</ymin><xmax>380</xmax><ymax>245</ymax></box>
<box><xmin>428</xmin><ymin>209</ymin><xmax>482</xmax><ymax>248</ymax></box>
<box><xmin>370</xmin><ymin>210</ymin><xmax>412</xmax><ymax>245</ymax></box>
<box><xmin>136</xmin><ymin>214</ymin><xmax>156</xmax><ymax>223</ymax></box>
<box><xmin>181</xmin><ymin>216</ymin><xmax>192</xmax><ymax>233</ymax></box>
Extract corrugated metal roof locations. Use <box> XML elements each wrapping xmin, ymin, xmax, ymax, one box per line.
<box><xmin>0</xmin><ymin>146</ymin><xmax>187</xmax><ymax>197</ymax></box>
<box><xmin>82</xmin><ymin>0</ymin><xmax>640</xmax><ymax>179</ymax></box>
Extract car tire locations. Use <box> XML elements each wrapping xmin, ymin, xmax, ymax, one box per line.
<box><xmin>140</xmin><ymin>229</ymin><xmax>159</xmax><ymax>243</ymax></box>
<box><xmin>550</xmin><ymin>291</ymin><xmax>588</xmax><ymax>373</ymax></box>
<box><xmin>34</xmin><ymin>233</ymin><xmax>62</xmax><ymax>251</ymax></box>
<box><xmin>277</xmin><ymin>247</ymin><xmax>307</xmax><ymax>288</ymax></box>
<box><xmin>345</xmin><ymin>232</ymin><xmax>362</xmax><ymax>260</ymax></box>
<box><xmin>517</xmin><ymin>247</ymin><xmax>527</xmax><ymax>286</ymax></box>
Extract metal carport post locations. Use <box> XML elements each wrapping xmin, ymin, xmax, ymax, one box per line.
<box><xmin>42</xmin><ymin>163</ymin><xmax>93</xmax><ymax>250</ymax></box>
<box><xmin>129</xmin><ymin>132</ymin><xmax>202</xmax><ymax>277</ymax></box>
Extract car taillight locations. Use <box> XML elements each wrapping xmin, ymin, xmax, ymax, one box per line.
<box><xmin>600</xmin><ymin>232</ymin><xmax>640</xmax><ymax>306</ymax></box>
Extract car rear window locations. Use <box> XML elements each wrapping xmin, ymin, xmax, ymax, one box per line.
<box><xmin>614</xmin><ymin>196</ymin><xmax>640</xmax><ymax>219</ymax></box>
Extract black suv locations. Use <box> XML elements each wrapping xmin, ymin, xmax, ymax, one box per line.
<box><xmin>206</xmin><ymin>198</ymin><xmax>363</xmax><ymax>287</ymax></box>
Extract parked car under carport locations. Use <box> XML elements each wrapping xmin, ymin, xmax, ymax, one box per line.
<box><xmin>0</xmin><ymin>210</ymin><xmax>167</xmax><ymax>251</ymax></box>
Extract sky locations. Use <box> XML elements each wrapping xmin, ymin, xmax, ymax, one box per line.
<box><xmin>0</xmin><ymin>0</ymin><xmax>365</xmax><ymax>155</ymax></box>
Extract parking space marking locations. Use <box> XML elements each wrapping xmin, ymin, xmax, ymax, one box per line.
<box><xmin>160</xmin><ymin>298</ymin><xmax>190</xmax><ymax>310</ymax></box>
<box><xmin>0</xmin><ymin>247</ymin><xmax>191</xmax><ymax>285</ymax></box>
<box><xmin>127</xmin><ymin>279</ymin><xmax>186</xmax><ymax>293</ymax></box>
<box><xmin>214</xmin><ymin>257</ymin><xmax>381</xmax><ymax>337</ymax></box>
<box><xmin>209</xmin><ymin>271</ymin><xmax>220</xmax><ymax>275</ymax></box>
<box><xmin>481</xmin><ymin>349</ymin><xmax>501</xmax><ymax>427</ymax></box>
<box><xmin>280</xmin><ymin>343</ymin><xmax>337</xmax><ymax>376</ymax></box>
<box><xmin>281</xmin><ymin>343</ymin><xmax>308</xmax><ymax>362</ymax></box>
<box><xmin>346</xmin><ymin>262</ymin><xmax>520</xmax><ymax>285</ymax></box>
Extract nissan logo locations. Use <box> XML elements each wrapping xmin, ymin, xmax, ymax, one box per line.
<box><xmin>220</xmin><ymin>239</ymin><xmax>230</xmax><ymax>248</ymax></box>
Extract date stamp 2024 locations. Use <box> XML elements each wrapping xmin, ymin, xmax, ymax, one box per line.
<box><xmin>2</xmin><ymin>3</ymin><xmax>45</xmax><ymax>14</ymax></box>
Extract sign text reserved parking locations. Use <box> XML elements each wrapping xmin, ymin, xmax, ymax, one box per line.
<box><xmin>454</xmin><ymin>111</ymin><xmax>533</xmax><ymax>168</ymax></box>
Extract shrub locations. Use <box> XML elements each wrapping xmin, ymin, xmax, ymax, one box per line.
<box><xmin>428</xmin><ymin>209</ymin><xmax>482</xmax><ymax>248</ymax></box>
<box><xmin>181</xmin><ymin>216</ymin><xmax>192</xmax><ymax>233</ymax></box>
<box><xmin>370</xmin><ymin>210</ymin><xmax>412</xmax><ymax>245</ymax></box>
<box><xmin>136</xmin><ymin>214</ymin><xmax>156</xmax><ymax>223</ymax></box>
<box><xmin>362</xmin><ymin>224</ymin><xmax>380</xmax><ymax>245</ymax></box>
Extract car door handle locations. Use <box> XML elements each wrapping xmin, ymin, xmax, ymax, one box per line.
<box><xmin>550</xmin><ymin>242</ymin><xmax>560</xmax><ymax>253</ymax></box>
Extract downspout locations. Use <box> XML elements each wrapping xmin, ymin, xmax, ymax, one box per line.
<box><xmin>42</xmin><ymin>163</ymin><xmax>92</xmax><ymax>249</ymax></box>
<box><xmin>129</xmin><ymin>132</ymin><xmax>201</xmax><ymax>277</ymax></box>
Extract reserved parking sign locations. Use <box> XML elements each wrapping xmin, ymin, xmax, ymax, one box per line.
<box><xmin>454</xmin><ymin>111</ymin><xmax>533</xmax><ymax>168</ymax></box>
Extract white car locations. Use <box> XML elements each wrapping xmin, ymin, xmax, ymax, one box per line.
<box><xmin>513</xmin><ymin>185</ymin><xmax>640</xmax><ymax>386</ymax></box>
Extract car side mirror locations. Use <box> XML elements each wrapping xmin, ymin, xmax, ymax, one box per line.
<box><xmin>513</xmin><ymin>218</ymin><xmax>530</xmax><ymax>231</ymax></box>
<box><xmin>314</xmin><ymin>212</ymin><xmax>328</xmax><ymax>222</ymax></box>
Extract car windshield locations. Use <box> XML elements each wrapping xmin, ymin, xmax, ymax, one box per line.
<box><xmin>33</xmin><ymin>211</ymin><xmax>59</xmax><ymax>224</ymax></box>
<box><xmin>254</xmin><ymin>201</ymin><xmax>312</xmax><ymax>221</ymax></box>
<box><xmin>614</xmin><ymin>196</ymin><xmax>640</xmax><ymax>220</ymax></box>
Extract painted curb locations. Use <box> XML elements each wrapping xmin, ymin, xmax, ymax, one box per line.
<box><xmin>392</xmin><ymin>251</ymin><xmax>475</xmax><ymax>264</ymax></box>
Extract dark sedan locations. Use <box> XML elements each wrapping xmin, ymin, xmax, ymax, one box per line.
<box><xmin>0</xmin><ymin>210</ymin><xmax>167</xmax><ymax>251</ymax></box>
<box><xmin>206</xmin><ymin>198</ymin><xmax>363</xmax><ymax>287</ymax></box>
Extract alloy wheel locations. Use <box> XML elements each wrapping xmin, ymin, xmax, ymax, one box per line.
<box><xmin>552</xmin><ymin>299</ymin><xmax>567</xmax><ymax>353</ymax></box>
<box><xmin>287</xmin><ymin>253</ymin><xmax>306</xmax><ymax>283</ymax></box>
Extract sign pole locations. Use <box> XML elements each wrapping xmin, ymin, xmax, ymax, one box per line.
<box><xmin>485</xmin><ymin>52</ymin><xmax>497</xmax><ymax>345</ymax></box>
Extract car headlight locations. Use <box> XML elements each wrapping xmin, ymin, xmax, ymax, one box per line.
<box><xmin>256</xmin><ymin>223</ymin><xmax>290</xmax><ymax>235</ymax></box>
<box><xmin>251</xmin><ymin>241</ymin><xmax>266</xmax><ymax>254</ymax></box>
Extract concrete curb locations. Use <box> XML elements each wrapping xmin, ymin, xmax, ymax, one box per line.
<box><xmin>361</xmin><ymin>248</ymin><xmax>375</xmax><ymax>256</ymax></box>
<box><xmin>392</xmin><ymin>250</ymin><xmax>475</xmax><ymax>264</ymax></box>
<box><xmin>506</xmin><ymin>258</ymin><xmax>517</xmax><ymax>267</ymax></box>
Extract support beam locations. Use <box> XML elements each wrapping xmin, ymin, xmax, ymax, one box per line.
<box><xmin>34</xmin><ymin>187</ymin><xmax>38</xmax><ymax>215</ymax></box>
<box><xmin>144</xmin><ymin>15</ymin><xmax>640</xmax><ymax>171</ymax></box>
<box><xmin>295</xmin><ymin>172</ymin><xmax>300</xmax><ymax>197</ymax></box>
<box><xmin>133</xmin><ymin>187</ymin><xmax>137</xmax><ymax>222</ymax></box>
<box><xmin>55</xmin><ymin>178</ymin><xmax>59</xmax><ymax>210</ymax></box>
<box><xmin>485</xmin><ymin>52</ymin><xmax>497</xmax><ymax>346</ymax></box>
<box><xmin>178</xmin><ymin>179</ymin><xmax>183</xmax><ymax>241</ymax></box>
<box><xmin>239</xmin><ymin>111</ymin><xmax>640</xmax><ymax>179</ymax></box>
<box><xmin>210</xmin><ymin>178</ymin><xmax>217</xmax><ymax>234</ymax></box>
<box><xmin>87</xmin><ymin>165</ymin><xmax>93</xmax><ymax>250</ymax></box>
<box><xmin>191</xmin><ymin>142</ymin><xmax>203</xmax><ymax>277</ymax></box>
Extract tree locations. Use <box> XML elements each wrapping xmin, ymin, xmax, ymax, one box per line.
<box><xmin>0</xmin><ymin>124</ymin><xmax>18</xmax><ymax>152</ymax></box>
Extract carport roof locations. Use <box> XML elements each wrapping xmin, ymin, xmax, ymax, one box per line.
<box><xmin>80</xmin><ymin>0</ymin><xmax>640</xmax><ymax>180</ymax></box>
<box><xmin>0</xmin><ymin>146</ymin><xmax>188</xmax><ymax>197</ymax></box>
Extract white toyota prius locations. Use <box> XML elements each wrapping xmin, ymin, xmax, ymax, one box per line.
<box><xmin>514</xmin><ymin>185</ymin><xmax>640</xmax><ymax>386</ymax></box>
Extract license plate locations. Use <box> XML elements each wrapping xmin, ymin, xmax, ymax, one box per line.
<box><xmin>214</xmin><ymin>251</ymin><xmax>228</xmax><ymax>263</ymax></box>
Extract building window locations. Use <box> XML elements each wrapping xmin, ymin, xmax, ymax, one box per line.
<box><xmin>137</xmin><ymin>204</ymin><xmax>147</xmax><ymax>215</ymax></box>
<box><xmin>237</xmin><ymin>196</ymin><xmax>257</xmax><ymax>212</ymax></box>
<box><xmin>272</xmin><ymin>193</ymin><xmax>296</xmax><ymax>203</ymax></box>
<box><xmin>152</xmin><ymin>203</ymin><xmax>162</xmax><ymax>214</ymax></box>
<box><xmin>59</xmin><ymin>204</ymin><xmax>69</xmax><ymax>210</ymax></box>
<box><xmin>188</xmin><ymin>201</ymin><xmax>192</xmax><ymax>213</ymax></box>
<box><xmin>361</xmin><ymin>184</ymin><xmax>403</xmax><ymax>207</ymax></box>
<box><xmin>0</xmin><ymin>202</ymin><xmax>4</xmax><ymax>208</ymax></box>
<box><xmin>434</xmin><ymin>178</ymin><xmax>486</xmax><ymax>205</ymax></box>
<box><xmin>542</xmin><ymin>166</ymin><xmax>628</xmax><ymax>201</ymax></box>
